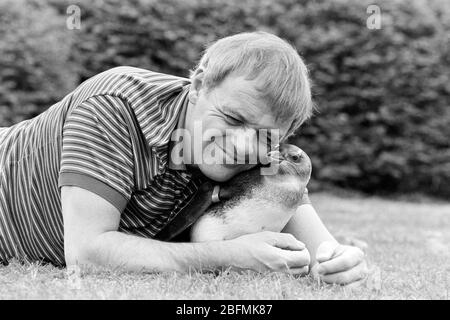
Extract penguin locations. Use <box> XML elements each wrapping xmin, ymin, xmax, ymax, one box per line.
<box><xmin>190</xmin><ymin>143</ymin><xmax>312</xmax><ymax>242</ymax></box>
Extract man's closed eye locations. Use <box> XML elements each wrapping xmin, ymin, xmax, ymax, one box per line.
<box><xmin>224</xmin><ymin>113</ymin><xmax>243</xmax><ymax>125</ymax></box>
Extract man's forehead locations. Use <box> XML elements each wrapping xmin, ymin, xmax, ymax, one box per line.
<box><xmin>216</xmin><ymin>78</ymin><xmax>264</xmax><ymax>112</ymax></box>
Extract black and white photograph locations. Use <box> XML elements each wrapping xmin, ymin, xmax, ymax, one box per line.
<box><xmin>0</xmin><ymin>0</ymin><xmax>449</xmax><ymax>302</ymax></box>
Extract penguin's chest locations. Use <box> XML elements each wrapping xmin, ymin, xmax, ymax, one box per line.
<box><xmin>190</xmin><ymin>179</ymin><xmax>302</xmax><ymax>242</ymax></box>
<box><xmin>223</xmin><ymin>199</ymin><xmax>297</xmax><ymax>235</ymax></box>
<box><xmin>190</xmin><ymin>198</ymin><xmax>297</xmax><ymax>242</ymax></box>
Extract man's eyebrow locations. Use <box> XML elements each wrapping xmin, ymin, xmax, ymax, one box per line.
<box><xmin>221</xmin><ymin>101</ymin><xmax>278</xmax><ymax>130</ymax></box>
<box><xmin>222</xmin><ymin>104</ymin><xmax>283</xmax><ymax>142</ymax></box>
<box><xmin>221</xmin><ymin>105</ymin><xmax>251</xmax><ymax>122</ymax></box>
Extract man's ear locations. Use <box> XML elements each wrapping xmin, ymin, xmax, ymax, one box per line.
<box><xmin>188</xmin><ymin>67</ymin><xmax>205</xmax><ymax>104</ymax></box>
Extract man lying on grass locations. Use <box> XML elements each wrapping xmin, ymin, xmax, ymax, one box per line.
<box><xmin>0</xmin><ymin>32</ymin><xmax>367</xmax><ymax>285</ymax></box>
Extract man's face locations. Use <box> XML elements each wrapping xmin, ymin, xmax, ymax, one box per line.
<box><xmin>184</xmin><ymin>74</ymin><xmax>290</xmax><ymax>182</ymax></box>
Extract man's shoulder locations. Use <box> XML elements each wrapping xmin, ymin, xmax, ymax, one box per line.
<box><xmin>85</xmin><ymin>66</ymin><xmax>190</xmax><ymax>102</ymax></box>
<box><xmin>99</xmin><ymin>66</ymin><xmax>189</xmax><ymax>86</ymax></box>
<box><xmin>69</xmin><ymin>66</ymin><xmax>190</xmax><ymax>111</ymax></box>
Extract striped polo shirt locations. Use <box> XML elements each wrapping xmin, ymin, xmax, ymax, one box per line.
<box><xmin>0</xmin><ymin>66</ymin><xmax>207</xmax><ymax>266</ymax></box>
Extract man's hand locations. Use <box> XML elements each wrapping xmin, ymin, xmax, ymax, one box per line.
<box><xmin>226</xmin><ymin>231</ymin><xmax>311</xmax><ymax>275</ymax></box>
<box><xmin>310</xmin><ymin>240</ymin><xmax>368</xmax><ymax>285</ymax></box>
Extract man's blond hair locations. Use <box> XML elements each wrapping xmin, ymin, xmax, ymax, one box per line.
<box><xmin>191</xmin><ymin>31</ymin><xmax>313</xmax><ymax>138</ymax></box>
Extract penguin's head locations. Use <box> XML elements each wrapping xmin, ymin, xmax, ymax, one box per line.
<box><xmin>266</xmin><ymin>143</ymin><xmax>312</xmax><ymax>181</ymax></box>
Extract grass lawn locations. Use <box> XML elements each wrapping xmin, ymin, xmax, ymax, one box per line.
<box><xmin>0</xmin><ymin>192</ymin><xmax>448</xmax><ymax>300</ymax></box>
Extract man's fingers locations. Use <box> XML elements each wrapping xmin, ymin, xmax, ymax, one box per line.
<box><xmin>319</xmin><ymin>261</ymin><xmax>368</xmax><ymax>285</ymax></box>
<box><xmin>269</xmin><ymin>232</ymin><xmax>305</xmax><ymax>251</ymax></box>
<box><xmin>286</xmin><ymin>265</ymin><xmax>309</xmax><ymax>276</ymax></box>
<box><xmin>317</xmin><ymin>247</ymin><xmax>364</xmax><ymax>275</ymax></box>
<box><xmin>277</xmin><ymin>247</ymin><xmax>311</xmax><ymax>269</ymax></box>
<box><xmin>315</xmin><ymin>240</ymin><xmax>339</xmax><ymax>263</ymax></box>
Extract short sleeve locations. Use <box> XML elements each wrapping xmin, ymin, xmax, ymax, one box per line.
<box><xmin>58</xmin><ymin>95</ymin><xmax>134</xmax><ymax>213</ymax></box>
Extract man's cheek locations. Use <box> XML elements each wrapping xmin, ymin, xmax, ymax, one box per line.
<box><xmin>205</xmin><ymin>121</ymin><xmax>229</xmax><ymax>136</ymax></box>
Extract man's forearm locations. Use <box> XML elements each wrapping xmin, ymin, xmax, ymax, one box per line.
<box><xmin>77</xmin><ymin>231</ymin><xmax>232</xmax><ymax>273</ymax></box>
<box><xmin>282</xmin><ymin>204</ymin><xmax>337</xmax><ymax>267</ymax></box>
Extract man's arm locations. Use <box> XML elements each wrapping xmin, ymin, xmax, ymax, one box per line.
<box><xmin>62</xmin><ymin>186</ymin><xmax>310</xmax><ymax>274</ymax></box>
<box><xmin>282</xmin><ymin>203</ymin><xmax>368</xmax><ymax>285</ymax></box>
<box><xmin>62</xmin><ymin>185</ymin><xmax>231</xmax><ymax>272</ymax></box>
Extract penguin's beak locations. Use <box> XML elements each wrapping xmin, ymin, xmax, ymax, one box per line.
<box><xmin>266</xmin><ymin>150</ymin><xmax>284</xmax><ymax>163</ymax></box>
<box><xmin>267</xmin><ymin>143</ymin><xmax>293</xmax><ymax>163</ymax></box>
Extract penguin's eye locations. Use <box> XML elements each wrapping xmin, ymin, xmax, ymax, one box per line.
<box><xmin>290</xmin><ymin>154</ymin><xmax>302</xmax><ymax>162</ymax></box>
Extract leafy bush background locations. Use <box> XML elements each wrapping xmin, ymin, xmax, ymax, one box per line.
<box><xmin>0</xmin><ymin>0</ymin><xmax>77</xmax><ymax>125</ymax></box>
<box><xmin>1</xmin><ymin>0</ymin><xmax>449</xmax><ymax>198</ymax></box>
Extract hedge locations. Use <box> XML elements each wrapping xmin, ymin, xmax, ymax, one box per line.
<box><xmin>0</xmin><ymin>0</ymin><xmax>78</xmax><ymax>125</ymax></box>
<box><xmin>1</xmin><ymin>0</ymin><xmax>449</xmax><ymax>197</ymax></box>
